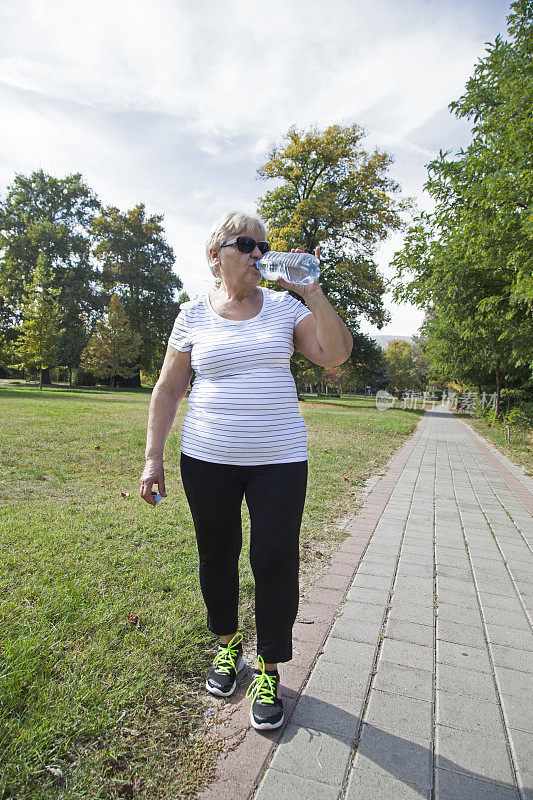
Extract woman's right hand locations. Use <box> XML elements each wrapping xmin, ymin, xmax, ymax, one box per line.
<box><xmin>140</xmin><ymin>458</ymin><xmax>167</xmax><ymax>505</ymax></box>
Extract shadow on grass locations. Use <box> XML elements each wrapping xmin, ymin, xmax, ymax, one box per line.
<box><xmin>0</xmin><ymin>385</ymin><xmax>154</xmax><ymax>402</ymax></box>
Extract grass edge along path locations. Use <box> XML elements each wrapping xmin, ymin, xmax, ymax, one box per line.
<box><xmin>1</xmin><ymin>388</ymin><xmax>424</xmax><ymax>800</ymax></box>
<box><xmin>455</xmin><ymin>409</ymin><xmax>532</xmax><ymax>477</ymax></box>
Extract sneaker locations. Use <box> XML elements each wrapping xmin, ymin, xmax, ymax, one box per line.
<box><xmin>246</xmin><ymin>655</ymin><xmax>284</xmax><ymax>730</ymax></box>
<box><xmin>205</xmin><ymin>633</ymin><xmax>245</xmax><ymax>697</ymax></box>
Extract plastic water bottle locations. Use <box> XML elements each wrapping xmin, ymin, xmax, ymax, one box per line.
<box><xmin>256</xmin><ymin>251</ymin><xmax>320</xmax><ymax>285</ymax></box>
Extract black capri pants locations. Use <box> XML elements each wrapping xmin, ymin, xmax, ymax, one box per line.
<box><xmin>180</xmin><ymin>453</ymin><xmax>308</xmax><ymax>664</ymax></box>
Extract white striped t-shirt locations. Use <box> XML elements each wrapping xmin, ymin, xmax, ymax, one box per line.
<box><xmin>168</xmin><ymin>287</ymin><xmax>313</xmax><ymax>465</ymax></box>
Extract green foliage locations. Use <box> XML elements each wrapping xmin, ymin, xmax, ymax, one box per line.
<box><xmin>384</xmin><ymin>339</ymin><xmax>428</xmax><ymax>393</ymax></box>
<box><xmin>12</xmin><ymin>253</ymin><xmax>64</xmax><ymax>385</ymax></box>
<box><xmin>80</xmin><ymin>295</ymin><xmax>141</xmax><ymax>388</ymax></box>
<box><xmin>392</xmin><ymin>0</ymin><xmax>533</xmax><ymax>403</ymax></box>
<box><xmin>257</xmin><ymin>123</ymin><xmax>411</xmax><ymax>330</ymax></box>
<box><xmin>0</xmin><ymin>170</ymin><xmax>102</xmax><ymax>356</ymax></box>
<box><xmin>338</xmin><ymin>332</ymin><xmax>387</xmax><ymax>390</ymax></box>
<box><xmin>91</xmin><ymin>204</ymin><xmax>183</xmax><ymax>377</ymax></box>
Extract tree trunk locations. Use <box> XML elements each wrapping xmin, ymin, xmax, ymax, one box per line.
<box><xmin>40</xmin><ymin>367</ymin><xmax>51</xmax><ymax>386</ymax></box>
<box><xmin>69</xmin><ymin>366</ymin><xmax>72</xmax><ymax>387</ymax></box>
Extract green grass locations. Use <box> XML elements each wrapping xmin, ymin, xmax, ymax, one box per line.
<box><xmin>0</xmin><ymin>387</ymin><xmax>424</xmax><ymax>799</ymax></box>
<box><xmin>455</xmin><ymin>410</ymin><xmax>532</xmax><ymax>477</ymax></box>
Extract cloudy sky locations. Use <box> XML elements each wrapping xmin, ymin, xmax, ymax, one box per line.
<box><xmin>0</xmin><ymin>0</ymin><xmax>511</xmax><ymax>336</ymax></box>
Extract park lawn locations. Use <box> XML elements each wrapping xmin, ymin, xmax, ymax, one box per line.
<box><xmin>455</xmin><ymin>410</ymin><xmax>533</xmax><ymax>477</ymax></box>
<box><xmin>0</xmin><ymin>387</ymin><xmax>424</xmax><ymax>800</ymax></box>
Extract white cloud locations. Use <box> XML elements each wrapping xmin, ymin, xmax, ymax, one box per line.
<box><xmin>0</xmin><ymin>0</ymin><xmax>511</xmax><ymax>333</ymax></box>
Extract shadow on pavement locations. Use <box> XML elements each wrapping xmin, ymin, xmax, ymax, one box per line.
<box><xmin>275</xmin><ymin>694</ymin><xmax>519</xmax><ymax>799</ymax></box>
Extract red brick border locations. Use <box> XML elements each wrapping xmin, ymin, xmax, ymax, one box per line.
<box><xmin>196</xmin><ymin>413</ymin><xmax>429</xmax><ymax>800</ymax></box>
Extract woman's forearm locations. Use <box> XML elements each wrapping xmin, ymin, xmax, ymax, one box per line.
<box><xmin>305</xmin><ymin>287</ymin><xmax>353</xmax><ymax>365</ymax></box>
<box><xmin>145</xmin><ymin>384</ymin><xmax>181</xmax><ymax>461</ymax></box>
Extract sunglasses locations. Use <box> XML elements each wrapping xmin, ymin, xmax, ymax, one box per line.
<box><xmin>220</xmin><ymin>236</ymin><xmax>270</xmax><ymax>255</ymax></box>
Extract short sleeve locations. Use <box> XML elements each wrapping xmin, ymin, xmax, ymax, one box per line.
<box><xmin>285</xmin><ymin>293</ymin><xmax>313</xmax><ymax>329</ymax></box>
<box><xmin>168</xmin><ymin>309</ymin><xmax>193</xmax><ymax>352</ymax></box>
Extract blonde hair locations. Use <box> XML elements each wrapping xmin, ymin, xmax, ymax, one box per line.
<box><xmin>205</xmin><ymin>211</ymin><xmax>268</xmax><ymax>276</ymax></box>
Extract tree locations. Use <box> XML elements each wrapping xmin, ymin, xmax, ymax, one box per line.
<box><xmin>339</xmin><ymin>333</ymin><xmax>388</xmax><ymax>392</ymax></box>
<box><xmin>392</xmin><ymin>1</ymin><xmax>533</xmax><ymax>416</ymax></box>
<box><xmin>91</xmin><ymin>204</ymin><xmax>182</xmax><ymax>383</ymax></box>
<box><xmin>13</xmin><ymin>253</ymin><xmax>63</xmax><ymax>389</ymax></box>
<box><xmin>384</xmin><ymin>340</ymin><xmax>427</xmax><ymax>394</ymax></box>
<box><xmin>80</xmin><ymin>294</ymin><xmax>141</xmax><ymax>388</ymax></box>
<box><xmin>257</xmin><ymin>124</ymin><xmax>411</xmax><ymax>330</ymax></box>
<box><xmin>0</xmin><ymin>170</ymin><xmax>102</xmax><ymax>382</ymax></box>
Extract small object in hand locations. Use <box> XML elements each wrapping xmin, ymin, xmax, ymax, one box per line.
<box><xmin>153</xmin><ymin>492</ymin><xmax>164</xmax><ymax>504</ymax></box>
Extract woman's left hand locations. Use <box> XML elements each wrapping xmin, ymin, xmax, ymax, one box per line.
<box><xmin>277</xmin><ymin>246</ymin><xmax>322</xmax><ymax>299</ymax></box>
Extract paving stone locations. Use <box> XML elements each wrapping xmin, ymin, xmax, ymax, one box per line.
<box><xmin>437</xmin><ymin>639</ymin><xmax>492</xmax><ymax>672</ymax></box>
<box><xmin>330</xmin><ymin>617</ymin><xmax>383</xmax><ymax>646</ymax></box>
<box><xmin>385</xmin><ymin>618</ymin><xmax>434</xmax><ymax>647</ymax></box>
<box><xmin>388</xmin><ymin>603</ymin><xmax>435</xmax><ymax>626</ymax></box>
<box><xmin>372</xmin><ymin>661</ymin><xmax>433</xmax><ymax>703</ymax></box>
<box><xmin>436</xmin><ymin>724</ymin><xmax>514</xmax><ymax>785</ymax></box>
<box><xmin>345</xmin><ymin>585</ymin><xmax>390</xmax><ymax>607</ymax></box>
<box><xmin>496</xmin><ymin>666</ymin><xmax>531</xmax><ymax>698</ymax></box>
<box><xmin>355</xmin><ymin>724</ymin><xmax>432</xmax><ymax>789</ymax></box>
<box><xmin>320</xmin><ymin>637</ymin><xmax>377</xmax><ymax>668</ymax></box>
<box><xmin>255</xmin><ymin>768</ymin><xmax>341</xmax><ymax>800</ymax></box>
<box><xmin>345</xmin><ymin>767</ymin><xmax>430</xmax><ymax>799</ymax></box>
<box><xmin>437</xmin><ymin>662</ymin><xmax>496</xmax><ymax>699</ymax></box>
<box><xmin>436</xmin><ymin>576</ymin><xmax>478</xmax><ymax>598</ymax></box>
<box><xmin>509</xmin><ymin>729</ymin><xmax>533</xmax><ymax>778</ymax></box>
<box><xmin>392</xmin><ymin>588</ymin><xmax>434</xmax><ymax>608</ymax></box>
<box><xmin>501</xmin><ymin>696</ymin><xmax>533</xmax><ymax>734</ymax></box>
<box><xmin>340</xmin><ymin>600</ymin><xmax>386</xmax><ymax>626</ymax></box>
<box><xmin>436</xmin><ymin>690</ymin><xmax>503</xmax><ymax>734</ymax></box>
<box><xmin>394</xmin><ymin>575</ymin><xmax>434</xmax><ymax>593</ymax></box>
<box><xmin>437</xmin><ymin>592</ymin><xmax>480</xmax><ymax>611</ymax></box>
<box><xmin>436</xmin><ymin>602</ymin><xmax>483</xmax><ymax>626</ymax></box>
<box><xmin>481</xmin><ymin>593</ymin><xmax>527</xmax><ymax>612</ymax></box>
<box><xmin>436</xmin><ymin>566</ymin><xmax>473</xmax><ymax>582</ymax></box>
<box><xmin>481</xmin><ymin>605</ymin><xmax>531</xmax><ymax>630</ymax></box>
<box><xmin>490</xmin><ymin>644</ymin><xmax>533</xmax><ymax>672</ymax></box>
<box><xmin>269</xmin><ymin>723</ymin><xmax>353</xmax><ymax>786</ymax></box>
<box><xmin>379</xmin><ymin>637</ymin><xmax>434</xmax><ymax>672</ymax></box>
<box><xmin>357</xmin><ymin>562</ymin><xmax>396</xmax><ymax>578</ymax></box>
<box><xmin>436</xmin><ymin>619</ymin><xmax>487</xmax><ymax>649</ymax></box>
<box><xmin>435</xmin><ymin>768</ymin><xmax>519</xmax><ymax>799</ymax></box>
<box><xmin>290</xmin><ymin>690</ymin><xmax>364</xmax><ymax>738</ymax></box>
<box><xmin>350</xmin><ymin>572</ymin><xmax>393</xmax><ymax>592</ymax></box>
<box><xmin>365</xmin><ymin>688</ymin><xmax>433</xmax><ymax>740</ymax></box>
<box><xmin>395</xmin><ymin>562</ymin><xmax>434</xmax><ymax>580</ymax></box>
<box><xmin>398</xmin><ymin>552</ymin><xmax>434</xmax><ymax>567</ymax></box>
<box><xmin>305</xmin><ymin>660</ymin><xmax>370</xmax><ymax>700</ymax></box>
<box><xmin>486</xmin><ymin>623</ymin><xmax>533</xmax><ymax>651</ymax></box>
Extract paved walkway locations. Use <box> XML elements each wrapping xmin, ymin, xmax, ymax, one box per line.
<box><xmin>200</xmin><ymin>408</ymin><xmax>533</xmax><ymax>800</ymax></box>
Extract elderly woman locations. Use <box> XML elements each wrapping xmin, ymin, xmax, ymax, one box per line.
<box><xmin>140</xmin><ymin>211</ymin><xmax>352</xmax><ymax>731</ymax></box>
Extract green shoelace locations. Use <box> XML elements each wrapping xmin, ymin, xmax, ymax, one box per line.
<box><xmin>246</xmin><ymin>655</ymin><xmax>278</xmax><ymax>705</ymax></box>
<box><xmin>212</xmin><ymin>632</ymin><xmax>243</xmax><ymax>675</ymax></box>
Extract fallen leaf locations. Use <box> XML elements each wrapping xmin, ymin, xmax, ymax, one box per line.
<box><xmin>94</xmin><ymin>445</ymin><xmax>101</xmax><ymax>450</ymax></box>
<box><xmin>120</xmin><ymin>491</ymin><xmax>130</xmax><ymax>499</ymax></box>
<box><xmin>127</xmin><ymin>614</ymin><xmax>140</xmax><ymax>627</ymax></box>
